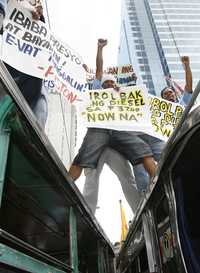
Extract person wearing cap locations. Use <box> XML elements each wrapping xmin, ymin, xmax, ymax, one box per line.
<box><xmin>69</xmin><ymin>39</ymin><xmax>157</xmax><ymax>193</ymax></box>
<box><xmin>82</xmin><ymin>72</ymin><xmax>140</xmax><ymax>214</ymax></box>
<box><xmin>82</xmin><ymin>70</ymin><xmax>164</xmax><ymax>213</ymax></box>
<box><xmin>80</xmin><ymin>63</ymin><xmax>140</xmax><ymax>214</ymax></box>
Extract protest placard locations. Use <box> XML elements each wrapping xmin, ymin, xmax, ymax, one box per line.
<box><xmin>43</xmin><ymin>72</ymin><xmax>88</xmax><ymax>104</ymax></box>
<box><xmin>147</xmin><ymin>94</ymin><xmax>184</xmax><ymax>141</ymax></box>
<box><xmin>1</xmin><ymin>1</ymin><xmax>87</xmax><ymax>104</ymax></box>
<box><xmin>85</xmin><ymin>64</ymin><xmax>136</xmax><ymax>89</ymax></box>
<box><xmin>106</xmin><ymin>64</ymin><xmax>136</xmax><ymax>87</ymax></box>
<box><xmin>2</xmin><ymin>1</ymin><xmax>51</xmax><ymax>77</ymax></box>
<box><xmin>79</xmin><ymin>85</ymin><xmax>152</xmax><ymax>131</ymax></box>
<box><xmin>45</xmin><ymin>33</ymin><xmax>87</xmax><ymax>102</ymax></box>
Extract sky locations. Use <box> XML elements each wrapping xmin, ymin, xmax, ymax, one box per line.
<box><xmin>46</xmin><ymin>0</ymin><xmax>134</xmax><ymax>243</ymax></box>
<box><xmin>46</xmin><ymin>0</ymin><xmax>122</xmax><ymax>69</ymax></box>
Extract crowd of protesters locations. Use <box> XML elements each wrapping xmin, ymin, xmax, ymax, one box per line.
<box><xmin>75</xmin><ymin>39</ymin><xmax>193</xmax><ymax>215</ymax></box>
<box><xmin>68</xmin><ymin>39</ymin><xmax>157</xmax><ymax>191</ymax></box>
<box><xmin>0</xmin><ymin>1</ymin><xmax>194</xmax><ymax>215</ymax></box>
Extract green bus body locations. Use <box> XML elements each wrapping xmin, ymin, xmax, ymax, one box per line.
<box><xmin>0</xmin><ymin>62</ymin><xmax>115</xmax><ymax>273</ymax></box>
<box><xmin>1</xmin><ymin>60</ymin><xmax>200</xmax><ymax>273</ymax></box>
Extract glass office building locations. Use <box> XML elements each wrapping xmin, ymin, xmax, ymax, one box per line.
<box><xmin>118</xmin><ymin>0</ymin><xmax>200</xmax><ymax>95</ymax></box>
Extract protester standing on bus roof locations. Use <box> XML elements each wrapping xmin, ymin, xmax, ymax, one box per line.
<box><xmin>81</xmin><ymin>65</ymin><xmax>140</xmax><ymax>214</ymax></box>
<box><xmin>82</xmin><ymin>66</ymin><xmax>161</xmax><ymax>213</ymax></box>
<box><xmin>161</xmin><ymin>56</ymin><xmax>193</xmax><ymax>106</ymax></box>
<box><xmin>82</xmin><ymin>63</ymin><xmax>164</xmax><ymax>212</ymax></box>
<box><xmin>133</xmin><ymin>55</ymin><xmax>193</xmax><ymax>192</ymax></box>
<box><xmin>69</xmin><ymin>39</ymin><xmax>157</xmax><ymax>185</ymax></box>
<box><xmin>83</xmin><ymin>55</ymin><xmax>193</xmax><ymax>209</ymax></box>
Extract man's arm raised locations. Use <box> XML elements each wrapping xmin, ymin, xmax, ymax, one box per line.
<box><xmin>95</xmin><ymin>39</ymin><xmax>107</xmax><ymax>81</ymax></box>
<box><xmin>181</xmin><ymin>56</ymin><xmax>193</xmax><ymax>93</ymax></box>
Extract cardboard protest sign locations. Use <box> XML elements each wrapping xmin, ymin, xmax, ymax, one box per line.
<box><xmin>44</xmin><ymin>33</ymin><xmax>87</xmax><ymax>103</ymax></box>
<box><xmin>85</xmin><ymin>64</ymin><xmax>136</xmax><ymax>87</ymax></box>
<box><xmin>106</xmin><ymin>64</ymin><xmax>137</xmax><ymax>87</ymax></box>
<box><xmin>43</xmin><ymin>72</ymin><xmax>88</xmax><ymax>104</ymax></box>
<box><xmin>2</xmin><ymin>1</ymin><xmax>51</xmax><ymax>78</ymax></box>
<box><xmin>147</xmin><ymin>95</ymin><xmax>184</xmax><ymax>141</ymax></box>
<box><xmin>79</xmin><ymin>85</ymin><xmax>152</xmax><ymax>131</ymax></box>
<box><xmin>1</xmin><ymin>1</ymin><xmax>87</xmax><ymax>104</ymax></box>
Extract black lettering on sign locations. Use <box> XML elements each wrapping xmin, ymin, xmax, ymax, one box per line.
<box><xmin>10</xmin><ymin>9</ymin><xmax>47</xmax><ymax>37</ymax></box>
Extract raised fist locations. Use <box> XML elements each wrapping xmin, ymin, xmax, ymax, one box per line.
<box><xmin>98</xmin><ymin>39</ymin><xmax>108</xmax><ymax>48</ymax></box>
<box><xmin>181</xmin><ymin>56</ymin><xmax>190</xmax><ymax>67</ymax></box>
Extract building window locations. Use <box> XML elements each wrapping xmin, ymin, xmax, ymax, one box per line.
<box><xmin>130</xmin><ymin>21</ymin><xmax>139</xmax><ymax>26</ymax></box>
<box><xmin>135</xmin><ymin>44</ymin><xmax>145</xmax><ymax>50</ymax></box>
<box><xmin>133</xmin><ymin>33</ymin><xmax>142</xmax><ymax>38</ymax></box>
<box><xmin>131</xmin><ymin>27</ymin><xmax>141</xmax><ymax>32</ymax></box>
<box><xmin>140</xmin><ymin>65</ymin><xmax>150</xmax><ymax>72</ymax></box>
<box><xmin>129</xmin><ymin>16</ymin><xmax>138</xmax><ymax>21</ymax></box>
<box><xmin>136</xmin><ymin>51</ymin><xmax>147</xmax><ymax>57</ymax></box>
<box><xmin>134</xmin><ymin>39</ymin><xmax>144</xmax><ymax>44</ymax></box>
<box><xmin>138</xmin><ymin>58</ymin><xmax>149</xmax><ymax>64</ymax></box>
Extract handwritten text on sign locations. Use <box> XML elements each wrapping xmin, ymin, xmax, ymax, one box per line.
<box><xmin>106</xmin><ymin>64</ymin><xmax>136</xmax><ymax>86</ymax></box>
<box><xmin>148</xmin><ymin>95</ymin><xmax>184</xmax><ymax>141</ymax></box>
<box><xmin>79</xmin><ymin>85</ymin><xmax>151</xmax><ymax>131</ymax></box>
<box><xmin>2</xmin><ymin>1</ymin><xmax>87</xmax><ymax>104</ymax></box>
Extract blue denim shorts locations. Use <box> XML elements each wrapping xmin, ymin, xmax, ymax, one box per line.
<box><xmin>138</xmin><ymin>134</ymin><xmax>165</xmax><ymax>161</ymax></box>
<box><xmin>73</xmin><ymin>128</ymin><xmax>153</xmax><ymax>169</ymax></box>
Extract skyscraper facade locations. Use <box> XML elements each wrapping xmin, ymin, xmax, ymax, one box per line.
<box><xmin>118</xmin><ymin>0</ymin><xmax>200</xmax><ymax>95</ymax></box>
